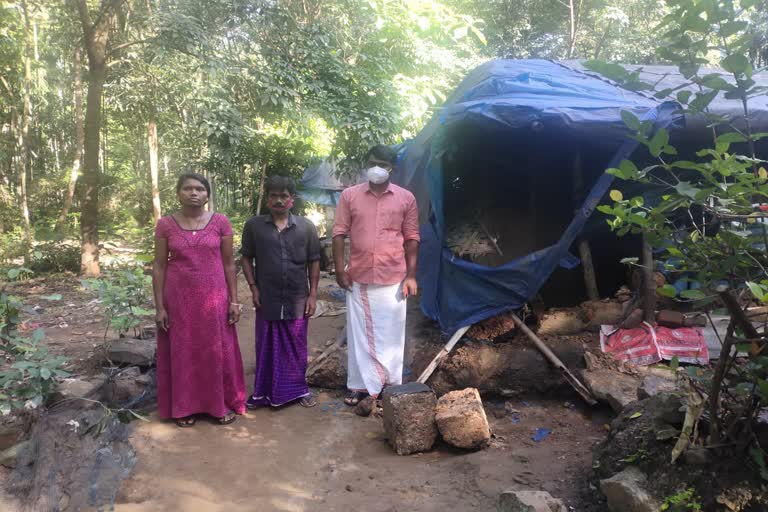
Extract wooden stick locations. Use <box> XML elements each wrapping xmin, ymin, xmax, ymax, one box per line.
<box><xmin>417</xmin><ymin>325</ymin><xmax>472</xmax><ymax>384</ymax></box>
<box><xmin>573</xmin><ymin>153</ymin><xmax>599</xmax><ymax>301</ymax></box>
<box><xmin>578</xmin><ymin>239</ymin><xmax>599</xmax><ymax>301</ymax></box>
<box><xmin>642</xmin><ymin>233</ymin><xmax>656</xmax><ymax>324</ymax></box>
<box><xmin>307</xmin><ymin>326</ymin><xmax>347</xmax><ymax>369</ymax></box>
<box><xmin>509</xmin><ymin>313</ymin><xmax>597</xmax><ymax>405</ymax></box>
<box><xmin>478</xmin><ymin>220</ymin><xmax>503</xmax><ymax>257</ymax></box>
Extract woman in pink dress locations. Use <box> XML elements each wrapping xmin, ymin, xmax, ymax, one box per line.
<box><xmin>152</xmin><ymin>173</ymin><xmax>246</xmax><ymax>427</ymax></box>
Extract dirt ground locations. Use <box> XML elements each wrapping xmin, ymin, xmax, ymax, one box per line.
<box><xmin>2</xmin><ymin>275</ymin><xmax>610</xmax><ymax>511</ymax></box>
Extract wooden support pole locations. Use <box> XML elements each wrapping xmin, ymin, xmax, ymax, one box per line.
<box><xmin>642</xmin><ymin>233</ymin><xmax>656</xmax><ymax>324</ymax></box>
<box><xmin>417</xmin><ymin>325</ymin><xmax>472</xmax><ymax>384</ymax></box>
<box><xmin>510</xmin><ymin>313</ymin><xmax>597</xmax><ymax>405</ymax></box>
<box><xmin>579</xmin><ymin>240</ymin><xmax>599</xmax><ymax>301</ymax></box>
<box><xmin>574</xmin><ymin>151</ymin><xmax>599</xmax><ymax>301</ymax></box>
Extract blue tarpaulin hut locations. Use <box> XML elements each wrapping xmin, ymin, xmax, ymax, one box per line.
<box><xmin>396</xmin><ymin>59</ymin><xmax>768</xmax><ymax>334</ymax></box>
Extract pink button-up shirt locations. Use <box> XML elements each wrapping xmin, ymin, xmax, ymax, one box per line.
<box><xmin>332</xmin><ymin>182</ymin><xmax>420</xmax><ymax>285</ymax></box>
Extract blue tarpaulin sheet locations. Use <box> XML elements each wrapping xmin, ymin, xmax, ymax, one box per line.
<box><xmin>396</xmin><ymin>59</ymin><xmax>682</xmax><ymax>334</ymax></box>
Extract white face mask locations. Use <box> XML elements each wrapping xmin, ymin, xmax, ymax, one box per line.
<box><xmin>367</xmin><ymin>165</ymin><xmax>390</xmax><ymax>184</ymax></box>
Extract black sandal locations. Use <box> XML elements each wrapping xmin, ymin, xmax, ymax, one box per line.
<box><xmin>217</xmin><ymin>412</ymin><xmax>237</xmax><ymax>425</ymax></box>
<box><xmin>175</xmin><ymin>416</ymin><xmax>196</xmax><ymax>428</ymax></box>
<box><xmin>300</xmin><ymin>396</ymin><xmax>318</xmax><ymax>408</ymax></box>
<box><xmin>344</xmin><ymin>392</ymin><xmax>368</xmax><ymax>406</ymax></box>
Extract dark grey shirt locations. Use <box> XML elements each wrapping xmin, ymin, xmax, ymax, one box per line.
<box><xmin>241</xmin><ymin>214</ymin><xmax>321</xmax><ymax>321</ymax></box>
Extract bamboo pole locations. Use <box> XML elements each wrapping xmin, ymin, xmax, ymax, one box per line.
<box><xmin>417</xmin><ymin>325</ymin><xmax>472</xmax><ymax>384</ymax></box>
<box><xmin>510</xmin><ymin>313</ymin><xmax>597</xmax><ymax>405</ymax></box>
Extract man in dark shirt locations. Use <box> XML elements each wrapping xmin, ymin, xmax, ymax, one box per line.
<box><xmin>241</xmin><ymin>176</ymin><xmax>321</xmax><ymax>408</ymax></box>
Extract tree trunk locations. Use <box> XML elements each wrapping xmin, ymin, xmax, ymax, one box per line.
<box><xmin>255</xmin><ymin>161</ymin><xmax>267</xmax><ymax>215</ymax></box>
<box><xmin>76</xmin><ymin>0</ymin><xmax>116</xmax><ymax>277</ymax></box>
<box><xmin>56</xmin><ymin>47</ymin><xmax>84</xmax><ymax>232</ymax></box>
<box><xmin>148</xmin><ymin>107</ymin><xmax>161</xmax><ymax>222</ymax></box>
<box><xmin>18</xmin><ymin>0</ymin><xmax>33</xmax><ymax>264</ymax></box>
<box><xmin>565</xmin><ymin>0</ymin><xmax>584</xmax><ymax>59</ymax></box>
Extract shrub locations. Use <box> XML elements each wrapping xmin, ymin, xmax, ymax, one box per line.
<box><xmin>0</xmin><ymin>278</ymin><xmax>70</xmax><ymax>415</ymax></box>
<box><xmin>28</xmin><ymin>243</ymin><xmax>80</xmax><ymax>274</ymax></box>
<box><xmin>82</xmin><ymin>267</ymin><xmax>154</xmax><ymax>338</ymax></box>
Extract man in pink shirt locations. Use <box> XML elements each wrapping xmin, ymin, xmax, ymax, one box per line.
<box><xmin>332</xmin><ymin>145</ymin><xmax>419</xmax><ymax>407</ymax></box>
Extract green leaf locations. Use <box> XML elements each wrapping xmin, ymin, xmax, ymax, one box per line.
<box><xmin>40</xmin><ymin>368</ymin><xmax>51</xmax><ymax>380</ymax></box>
<box><xmin>689</xmin><ymin>90</ymin><xmax>718</xmax><ymax>111</ymax></box>
<box><xmin>680</xmin><ymin>289</ymin><xmax>706</xmax><ymax>300</ymax></box>
<box><xmin>674</xmin><ymin>181</ymin><xmax>700</xmax><ymax>199</ymax></box>
<box><xmin>719</xmin><ymin>21</ymin><xmax>748</xmax><ymax>38</ymax></box>
<box><xmin>648</xmin><ymin>129</ymin><xmax>670</xmax><ymax>157</ymax></box>
<box><xmin>41</xmin><ymin>294</ymin><xmax>62</xmax><ymax>301</ymax></box>
<box><xmin>701</xmin><ymin>74</ymin><xmax>732</xmax><ymax>91</ymax></box>
<box><xmin>610</xmin><ymin>190</ymin><xmax>624</xmax><ymax>202</ymax></box>
<box><xmin>676</xmin><ymin>90</ymin><xmax>692</xmax><ymax>104</ymax></box>
<box><xmin>678</xmin><ymin>63</ymin><xmax>699</xmax><ymax>80</ymax></box>
<box><xmin>747</xmin><ymin>281</ymin><xmax>767</xmax><ymax>302</ymax></box>
<box><xmin>621</xmin><ymin>110</ymin><xmax>642</xmax><ymax>131</ymax></box>
<box><xmin>620</xmin><ymin>257</ymin><xmax>639</xmax><ymax>265</ymax></box>
<box><xmin>658</xmin><ymin>284</ymin><xmax>677</xmax><ymax>298</ymax></box>
<box><xmin>32</xmin><ymin>329</ymin><xmax>45</xmax><ymax>343</ymax></box>
<box><xmin>716</xmin><ymin>132</ymin><xmax>747</xmax><ymax>145</ymax></box>
<box><xmin>670</xmin><ymin>356</ymin><xmax>679</xmax><ymax>371</ymax></box>
<box><xmin>629</xmin><ymin>412</ymin><xmax>643</xmax><ymax>419</ymax></box>
<box><xmin>721</xmin><ymin>54</ymin><xmax>750</xmax><ymax>75</ymax></box>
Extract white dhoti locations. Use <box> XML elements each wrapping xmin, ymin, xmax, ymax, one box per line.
<box><xmin>346</xmin><ymin>281</ymin><xmax>406</xmax><ymax>397</ymax></box>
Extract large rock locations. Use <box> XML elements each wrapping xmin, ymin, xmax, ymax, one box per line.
<box><xmin>581</xmin><ymin>300</ymin><xmax>624</xmax><ymax>328</ymax></box>
<box><xmin>583</xmin><ymin>369</ymin><xmax>641</xmax><ymax>413</ymax></box>
<box><xmin>425</xmin><ymin>338</ymin><xmax>586</xmax><ymax>396</ymax></box>
<box><xmin>637</xmin><ymin>374</ymin><xmax>677</xmax><ymax>400</ymax></box>
<box><xmin>0</xmin><ymin>421</ymin><xmax>25</xmax><ymax>451</ymax></box>
<box><xmin>52</xmin><ymin>376</ymin><xmax>106</xmax><ymax>402</ymax></box>
<box><xmin>497</xmin><ymin>490</ymin><xmax>567</xmax><ymax>512</ymax></box>
<box><xmin>600</xmin><ymin>467</ymin><xmax>660</xmax><ymax>512</ymax></box>
<box><xmin>106</xmin><ymin>338</ymin><xmax>155</xmax><ymax>366</ymax></box>
<box><xmin>435</xmin><ymin>388</ymin><xmax>491</xmax><ymax>450</ymax></box>
<box><xmin>104</xmin><ymin>367</ymin><xmax>153</xmax><ymax>407</ymax></box>
<box><xmin>306</xmin><ymin>344</ymin><xmax>347</xmax><ymax>389</ymax></box>
<box><xmin>538</xmin><ymin>309</ymin><xmax>587</xmax><ymax>335</ymax></box>
<box><xmin>382</xmin><ymin>383</ymin><xmax>438</xmax><ymax>455</ymax></box>
<box><xmin>0</xmin><ymin>440</ymin><xmax>30</xmax><ymax>468</ymax></box>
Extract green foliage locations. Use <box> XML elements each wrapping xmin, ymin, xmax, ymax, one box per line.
<box><xmin>619</xmin><ymin>448</ymin><xmax>649</xmax><ymax>464</ymax></box>
<box><xmin>82</xmin><ymin>267</ymin><xmax>153</xmax><ymax>338</ymax></box>
<box><xmin>0</xmin><ymin>280</ymin><xmax>70</xmax><ymax>415</ymax></box>
<box><xmin>0</xmin><ymin>230</ymin><xmax>27</xmax><ymax>265</ymax></box>
<box><xmin>590</xmin><ymin>0</ymin><xmax>768</xmax><ymax>476</ymax></box>
<box><xmin>28</xmin><ymin>244</ymin><xmax>81</xmax><ymax>274</ymax></box>
<box><xmin>5</xmin><ymin>267</ymin><xmax>33</xmax><ymax>282</ymax></box>
<box><xmin>660</xmin><ymin>488</ymin><xmax>703</xmax><ymax>511</ymax></box>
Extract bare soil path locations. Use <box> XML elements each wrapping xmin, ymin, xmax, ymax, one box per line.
<box><xmin>3</xmin><ymin>275</ymin><xmax>609</xmax><ymax>511</ymax></box>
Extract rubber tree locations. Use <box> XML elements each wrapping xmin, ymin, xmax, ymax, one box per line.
<box><xmin>73</xmin><ymin>0</ymin><xmax>123</xmax><ymax>277</ymax></box>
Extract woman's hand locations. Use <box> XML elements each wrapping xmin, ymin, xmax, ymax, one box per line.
<box><xmin>229</xmin><ymin>303</ymin><xmax>242</xmax><ymax>325</ymax></box>
<box><xmin>156</xmin><ymin>308</ymin><xmax>169</xmax><ymax>331</ymax></box>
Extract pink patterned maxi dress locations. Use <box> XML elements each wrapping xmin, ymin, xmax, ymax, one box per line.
<box><xmin>154</xmin><ymin>213</ymin><xmax>246</xmax><ymax>419</ymax></box>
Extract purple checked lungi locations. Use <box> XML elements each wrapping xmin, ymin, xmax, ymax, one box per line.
<box><xmin>250</xmin><ymin>315</ymin><xmax>310</xmax><ymax>406</ymax></box>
